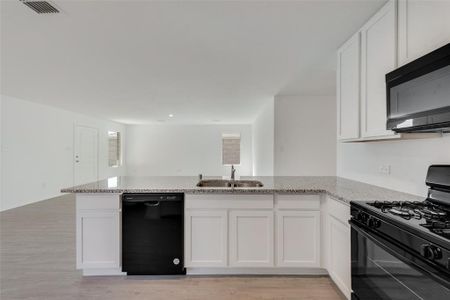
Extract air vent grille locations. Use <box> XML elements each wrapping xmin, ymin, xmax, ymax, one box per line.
<box><xmin>21</xmin><ymin>1</ymin><xmax>59</xmax><ymax>14</ymax></box>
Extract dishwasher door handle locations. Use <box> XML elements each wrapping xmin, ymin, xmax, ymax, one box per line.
<box><xmin>144</xmin><ymin>201</ymin><xmax>160</xmax><ymax>207</ymax></box>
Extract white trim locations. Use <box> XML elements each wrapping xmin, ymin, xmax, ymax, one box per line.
<box><xmin>82</xmin><ymin>268</ymin><xmax>125</xmax><ymax>276</ymax></box>
<box><xmin>186</xmin><ymin>267</ymin><xmax>328</xmax><ymax>276</ymax></box>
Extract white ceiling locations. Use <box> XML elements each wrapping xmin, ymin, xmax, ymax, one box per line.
<box><xmin>1</xmin><ymin>0</ymin><xmax>386</xmax><ymax>124</ymax></box>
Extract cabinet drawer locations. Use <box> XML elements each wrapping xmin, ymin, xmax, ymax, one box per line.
<box><xmin>276</xmin><ymin>194</ymin><xmax>320</xmax><ymax>210</ymax></box>
<box><xmin>328</xmin><ymin>197</ymin><xmax>350</xmax><ymax>224</ymax></box>
<box><xmin>185</xmin><ymin>194</ymin><xmax>274</xmax><ymax>209</ymax></box>
<box><xmin>76</xmin><ymin>194</ymin><xmax>121</xmax><ymax>210</ymax></box>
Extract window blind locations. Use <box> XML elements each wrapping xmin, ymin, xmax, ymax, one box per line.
<box><xmin>222</xmin><ymin>134</ymin><xmax>240</xmax><ymax>165</ymax></box>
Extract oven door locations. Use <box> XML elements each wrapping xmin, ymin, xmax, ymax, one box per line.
<box><xmin>351</xmin><ymin>221</ymin><xmax>450</xmax><ymax>300</ymax></box>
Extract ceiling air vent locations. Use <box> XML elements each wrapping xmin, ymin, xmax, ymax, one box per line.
<box><xmin>21</xmin><ymin>1</ymin><xmax>59</xmax><ymax>14</ymax></box>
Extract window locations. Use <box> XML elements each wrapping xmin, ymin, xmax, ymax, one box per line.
<box><xmin>108</xmin><ymin>131</ymin><xmax>121</xmax><ymax>167</ymax></box>
<box><xmin>222</xmin><ymin>133</ymin><xmax>240</xmax><ymax>165</ymax></box>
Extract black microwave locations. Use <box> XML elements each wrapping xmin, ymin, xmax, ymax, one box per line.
<box><xmin>386</xmin><ymin>43</ymin><xmax>450</xmax><ymax>132</ymax></box>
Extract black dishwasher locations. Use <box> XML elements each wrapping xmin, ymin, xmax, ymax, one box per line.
<box><xmin>122</xmin><ymin>193</ymin><xmax>185</xmax><ymax>275</ymax></box>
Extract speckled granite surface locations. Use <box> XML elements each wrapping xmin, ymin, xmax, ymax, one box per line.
<box><xmin>61</xmin><ymin>176</ymin><xmax>424</xmax><ymax>204</ymax></box>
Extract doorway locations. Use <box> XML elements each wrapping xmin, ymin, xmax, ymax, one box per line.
<box><xmin>74</xmin><ymin>125</ymin><xmax>99</xmax><ymax>185</ymax></box>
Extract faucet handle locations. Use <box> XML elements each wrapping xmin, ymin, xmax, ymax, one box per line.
<box><xmin>198</xmin><ymin>174</ymin><xmax>203</xmax><ymax>180</ymax></box>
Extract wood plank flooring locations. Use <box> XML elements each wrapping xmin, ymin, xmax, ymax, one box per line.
<box><xmin>0</xmin><ymin>194</ymin><xmax>345</xmax><ymax>300</ymax></box>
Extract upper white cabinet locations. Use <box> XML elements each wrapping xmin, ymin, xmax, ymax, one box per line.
<box><xmin>360</xmin><ymin>0</ymin><xmax>398</xmax><ymax>138</ymax></box>
<box><xmin>398</xmin><ymin>0</ymin><xmax>450</xmax><ymax>66</ymax></box>
<box><xmin>337</xmin><ymin>33</ymin><xmax>361</xmax><ymax>140</ymax></box>
<box><xmin>336</xmin><ymin>0</ymin><xmax>450</xmax><ymax>141</ymax></box>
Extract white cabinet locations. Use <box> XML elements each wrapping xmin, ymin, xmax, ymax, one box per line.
<box><xmin>326</xmin><ymin>197</ymin><xmax>351</xmax><ymax>300</ymax></box>
<box><xmin>337</xmin><ymin>0</ymin><xmax>450</xmax><ymax>142</ymax></box>
<box><xmin>360</xmin><ymin>0</ymin><xmax>397</xmax><ymax>138</ymax></box>
<box><xmin>184</xmin><ymin>194</ymin><xmax>323</xmax><ymax>274</ymax></box>
<box><xmin>229</xmin><ymin>210</ymin><xmax>274</xmax><ymax>267</ymax></box>
<box><xmin>328</xmin><ymin>215</ymin><xmax>351</xmax><ymax>299</ymax></box>
<box><xmin>276</xmin><ymin>211</ymin><xmax>320</xmax><ymax>267</ymax></box>
<box><xmin>77</xmin><ymin>210</ymin><xmax>120</xmax><ymax>269</ymax></box>
<box><xmin>184</xmin><ymin>210</ymin><xmax>228</xmax><ymax>267</ymax></box>
<box><xmin>398</xmin><ymin>0</ymin><xmax>450</xmax><ymax>65</ymax></box>
<box><xmin>76</xmin><ymin>194</ymin><xmax>122</xmax><ymax>276</ymax></box>
<box><xmin>337</xmin><ymin>32</ymin><xmax>361</xmax><ymax>140</ymax></box>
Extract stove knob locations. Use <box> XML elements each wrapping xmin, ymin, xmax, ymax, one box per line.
<box><xmin>421</xmin><ymin>244</ymin><xmax>443</xmax><ymax>260</ymax></box>
<box><xmin>355</xmin><ymin>211</ymin><xmax>364</xmax><ymax>221</ymax></box>
<box><xmin>366</xmin><ymin>217</ymin><xmax>380</xmax><ymax>228</ymax></box>
<box><xmin>368</xmin><ymin>217</ymin><xmax>381</xmax><ymax>228</ymax></box>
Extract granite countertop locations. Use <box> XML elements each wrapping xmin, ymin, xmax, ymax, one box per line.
<box><xmin>61</xmin><ymin>176</ymin><xmax>424</xmax><ymax>204</ymax></box>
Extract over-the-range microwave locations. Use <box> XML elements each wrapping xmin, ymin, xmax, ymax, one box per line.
<box><xmin>386</xmin><ymin>43</ymin><xmax>450</xmax><ymax>132</ymax></box>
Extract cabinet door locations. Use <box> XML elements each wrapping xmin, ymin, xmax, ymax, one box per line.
<box><xmin>361</xmin><ymin>0</ymin><xmax>397</xmax><ymax>138</ymax></box>
<box><xmin>337</xmin><ymin>32</ymin><xmax>361</xmax><ymax>140</ymax></box>
<box><xmin>185</xmin><ymin>210</ymin><xmax>227</xmax><ymax>267</ymax></box>
<box><xmin>276</xmin><ymin>211</ymin><xmax>320</xmax><ymax>267</ymax></box>
<box><xmin>76</xmin><ymin>210</ymin><xmax>120</xmax><ymax>269</ymax></box>
<box><xmin>229</xmin><ymin>210</ymin><xmax>274</xmax><ymax>267</ymax></box>
<box><xmin>328</xmin><ymin>215</ymin><xmax>351</xmax><ymax>300</ymax></box>
<box><xmin>398</xmin><ymin>0</ymin><xmax>450</xmax><ymax>65</ymax></box>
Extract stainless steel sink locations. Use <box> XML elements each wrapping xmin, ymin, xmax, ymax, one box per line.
<box><xmin>233</xmin><ymin>180</ymin><xmax>264</xmax><ymax>187</ymax></box>
<box><xmin>196</xmin><ymin>179</ymin><xmax>263</xmax><ymax>188</ymax></box>
<box><xmin>196</xmin><ymin>179</ymin><xmax>233</xmax><ymax>187</ymax></box>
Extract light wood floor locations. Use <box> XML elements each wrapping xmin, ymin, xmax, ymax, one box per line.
<box><xmin>0</xmin><ymin>194</ymin><xmax>345</xmax><ymax>300</ymax></box>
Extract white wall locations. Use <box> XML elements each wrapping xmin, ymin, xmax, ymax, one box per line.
<box><xmin>337</xmin><ymin>135</ymin><xmax>450</xmax><ymax>196</ymax></box>
<box><xmin>0</xmin><ymin>96</ymin><xmax>3</xmax><ymax>210</ymax></box>
<box><xmin>274</xmin><ymin>95</ymin><xmax>336</xmax><ymax>176</ymax></box>
<box><xmin>126</xmin><ymin>124</ymin><xmax>252</xmax><ymax>177</ymax></box>
<box><xmin>0</xmin><ymin>95</ymin><xmax>126</xmax><ymax>211</ymax></box>
<box><xmin>252</xmin><ymin>100</ymin><xmax>274</xmax><ymax>176</ymax></box>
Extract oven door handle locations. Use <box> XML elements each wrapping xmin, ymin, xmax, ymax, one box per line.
<box><xmin>350</xmin><ymin>220</ymin><xmax>450</xmax><ymax>288</ymax></box>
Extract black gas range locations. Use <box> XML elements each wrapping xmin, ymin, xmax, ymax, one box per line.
<box><xmin>350</xmin><ymin>165</ymin><xmax>450</xmax><ymax>300</ymax></box>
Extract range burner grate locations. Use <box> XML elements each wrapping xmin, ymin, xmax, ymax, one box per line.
<box><xmin>368</xmin><ymin>200</ymin><xmax>450</xmax><ymax>238</ymax></box>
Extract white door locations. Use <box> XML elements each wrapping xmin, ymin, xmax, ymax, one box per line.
<box><xmin>184</xmin><ymin>210</ymin><xmax>228</xmax><ymax>267</ymax></box>
<box><xmin>337</xmin><ymin>32</ymin><xmax>361</xmax><ymax>140</ymax></box>
<box><xmin>74</xmin><ymin>125</ymin><xmax>98</xmax><ymax>185</ymax></box>
<box><xmin>276</xmin><ymin>211</ymin><xmax>320</xmax><ymax>267</ymax></box>
<box><xmin>360</xmin><ymin>0</ymin><xmax>397</xmax><ymax>138</ymax></box>
<box><xmin>398</xmin><ymin>0</ymin><xmax>450</xmax><ymax>65</ymax></box>
<box><xmin>328</xmin><ymin>215</ymin><xmax>351</xmax><ymax>299</ymax></box>
<box><xmin>229</xmin><ymin>210</ymin><xmax>274</xmax><ymax>267</ymax></box>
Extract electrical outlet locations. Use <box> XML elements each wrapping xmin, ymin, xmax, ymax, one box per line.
<box><xmin>379</xmin><ymin>164</ymin><xmax>391</xmax><ymax>175</ymax></box>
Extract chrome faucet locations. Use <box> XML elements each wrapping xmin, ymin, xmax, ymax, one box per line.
<box><xmin>230</xmin><ymin>165</ymin><xmax>236</xmax><ymax>181</ymax></box>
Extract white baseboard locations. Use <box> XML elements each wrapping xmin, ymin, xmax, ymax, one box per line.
<box><xmin>186</xmin><ymin>267</ymin><xmax>328</xmax><ymax>276</ymax></box>
<box><xmin>82</xmin><ymin>268</ymin><xmax>126</xmax><ymax>276</ymax></box>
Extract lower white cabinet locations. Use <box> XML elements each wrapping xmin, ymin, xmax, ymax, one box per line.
<box><xmin>229</xmin><ymin>210</ymin><xmax>274</xmax><ymax>267</ymax></box>
<box><xmin>76</xmin><ymin>210</ymin><xmax>121</xmax><ymax>270</ymax></box>
<box><xmin>184</xmin><ymin>210</ymin><xmax>228</xmax><ymax>267</ymax></box>
<box><xmin>276</xmin><ymin>211</ymin><xmax>320</xmax><ymax>267</ymax></box>
<box><xmin>327</xmin><ymin>205</ymin><xmax>352</xmax><ymax>299</ymax></box>
<box><xmin>76</xmin><ymin>193</ymin><xmax>122</xmax><ymax>275</ymax></box>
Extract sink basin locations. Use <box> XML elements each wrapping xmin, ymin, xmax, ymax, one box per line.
<box><xmin>196</xmin><ymin>179</ymin><xmax>233</xmax><ymax>187</ymax></box>
<box><xmin>233</xmin><ymin>180</ymin><xmax>264</xmax><ymax>188</ymax></box>
<box><xmin>196</xmin><ymin>179</ymin><xmax>263</xmax><ymax>188</ymax></box>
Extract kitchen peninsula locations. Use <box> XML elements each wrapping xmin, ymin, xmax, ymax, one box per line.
<box><xmin>62</xmin><ymin>176</ymin><xmax>422</xmax><ymax>299</ymax></box>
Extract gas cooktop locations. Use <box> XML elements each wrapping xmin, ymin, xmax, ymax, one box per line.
<box><xmin>351</xmin><ymin>165</ymin><xmax>450</xmax><ymax>250</ymax></box>
<box><xmin>367</xmin><ymin>200</ymin><xmax>450</xmax><ymax>239</ymax></box>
